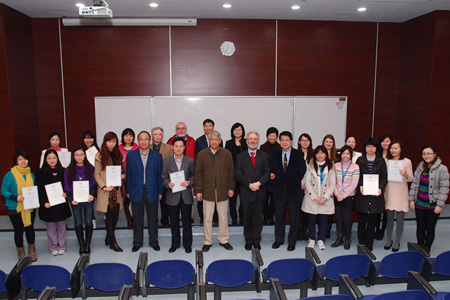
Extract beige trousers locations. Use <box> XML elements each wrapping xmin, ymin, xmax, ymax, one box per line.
<box><xmin>203</xmin><ymin>199</ymin><xmax>229</xmax><ymax>245</ymax></box>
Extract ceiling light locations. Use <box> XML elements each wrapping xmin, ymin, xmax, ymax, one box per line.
<box><xmin>223</xmin><ymin>4</ymin><xmax>232</xmax><ymax>8</ymax></box>
<box><xmin>357</xmin><ymin>7</ymin><xmax>367</xmax><ymax>12</ymax></box>
<box><xmin>291</xmin><ymin>5</ymin><xmax>300</xmax><ymax>10</ymax></box>
<box><xmin>149</xmin><ymin>3</ymin><xmax>159</xmax><ymax>8</ymax></box>
<box><xmin>76</xmin><ymin>3</ymin><xmax>85</xmax><ymax>8</ymax></box>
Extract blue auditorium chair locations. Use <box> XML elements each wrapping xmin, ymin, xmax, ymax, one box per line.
<box><xmin>21</xmin><ymin>265</ymin><xmax>71</xmax><ymax>299</ymax></box>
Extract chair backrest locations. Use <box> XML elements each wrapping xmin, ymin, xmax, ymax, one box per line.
<box><xmin>371</xmin><ymin>289</ymin><xmax>429</xmax><ymax>300</ymax></box>
<box><xmin>21</xmin><ymin>265</ymin><xmax>71</xmax><ymax>293</ymax></box>
<box><xmin>207</xmin><ymin>259</ymin><xmax>255</xmax><ymax>287</ymax></box>
<box><xmin>379</xmin><ymin>251</ymin><xmax>425</xmax><ymax>279</ymax></box>
<box><xmin>146</xmin><ymin>260</ymin><xmax>195</xmax><ymax>289</ymax></box>
<box><xmin>84</xmin><ymin>263</ymin><xmax>134</xmax><ymax>292</ymax></box>
<box><xmin>323</xmin><ymin>254</ymin><xmax>371</xmax><ymax>281</ymax></box>
<box><xmin>302</xmin><ymin>294</ymin><xmax>354</xmax><ymax>300</ymax></box>
<box><xmin>0</xmin><ymin>270</ymin><xmax>6</xmax><ymax>293</ymax></box>
<box><xmin>266</xmin><ymin>258</ymin><xmax>314</xmax><ymax>285</ymax></box>
<box><xmin>433</xmin><ymin>250</ymin><xmax>450</xmax><ymax>276</ymax></box>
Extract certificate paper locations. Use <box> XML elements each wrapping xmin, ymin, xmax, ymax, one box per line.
<box><xmin>22</xmin><ymin>186</ymin><xmax>40</xmax><ymax>210</ymax></box>
<box><xmin>45</xmin><ymin>182</ymin><xmax>66</xmax><ymax>206</ymax></box>
<box><xmin>363</xmin><ymin>174</ymin><xmax>379</xmax><ymax>196</ymax></box>
<box><xmin>106</xmin><ymin>165</ymin><xmax>122</xmax><ymax>187</ymax></box>
<box><xmin>388</xmin><ymin>160</ymin><xmax>404</xmax><ymax>183</ymax></box>
<box><xmin>73</xmin><ymin>181</ymin><xmax>89</xmax><ymax>203</ymax></box>
<box><xmin>170</xmin><ymin>171</ymin><xmax>186</xmax><ymax>193</ymax></box>
<box><xmin>86</xmin><ymin>147</ymin><xmax>98</xmax><ymax>167</ymax></box>
<box><xmin>58</xmin><ymin>151</ymin><xmax>72</xmax><ymax>168</ymax></box>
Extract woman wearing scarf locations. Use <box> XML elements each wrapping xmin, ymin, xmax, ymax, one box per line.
<box><xmin>1</xmin><ymin>151</ymin><xmax>37</xmax><ymax>261</ymax></box>
<box><xmin>95</xmin><ymin>132</ymin><xmax>126</xmax><ymax>252</ymax></box>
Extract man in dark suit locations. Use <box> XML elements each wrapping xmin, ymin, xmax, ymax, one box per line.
<box><xmin>235</xmin><ymin>131</ymin><xmax>271</xmax><ymax>251</ymax></box>
<box><xmin>271</xmin><ymin>131</ymin><xmax>306</xmax><ymax>251</ymax></box>
<box><xmin>161</xmin><ymin>137</ymin><xmax>195</xmax><ymax>254</ymax></box>
<box><xmin>126</xmin><ymin>131</ymin><xmax>163</xmax><ymax>252</ymax></box>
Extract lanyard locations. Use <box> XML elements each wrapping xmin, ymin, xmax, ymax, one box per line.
<box><xmin>341</xmin><ymin>161</ymin><xmax>352</xmax><ymax>185</ymax></box>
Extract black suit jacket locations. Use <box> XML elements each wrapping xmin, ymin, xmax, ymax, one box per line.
<box><xmin>271</xmin><ymin>148</ymin><xmax>306</xmax><ymax>203</ymax></box>
<box><xmin>235</xmin><ymin>150</ymin><xmax>271</xmax><ymax>202</ymax></box>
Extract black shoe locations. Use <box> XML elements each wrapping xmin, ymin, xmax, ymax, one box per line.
<box><xmin>287</xmin><ymin>244</ymin><xmax>295</xmax><ymax>251</ymax></box>
<box><xmin>110</xmin><ymin>238</ymin><xmax>123</xmax><ymax>252</ymax></box>
<box><xmin>132</xmin><ymin>245</ymin><xmax>140</xmax><ymax>252</ymax></box>
<box><xmin>220</xmin><ymin>243</ymin><xmax>233</xmax><ymax>250</ymax></box>
<box><xmin>331</xmin><ymin>236</ymin><xmax>344</xmax><ymax>248</ymax></box>
<box><xmin>374</xmin><ymin>230</ymin><xmax>384</xmax><ymax>241</ymax></box>
<box><xmin>253</xmin><ymin>243</ymin><xmax>261</xmax><ymax>250</ymax></box>
<box><xmin>272</xmin><ymin>242</ymin><xmax>283</xmax><ymax>249</ymax></box>
<box><xmin>202</xmin><ymin>244</ymin><xmax>211</xmax><ymax>252</ymax></box>
<box><xmin>151</xmin><ymin>244</ymin><xmax>160</xmax><ymax>251</ymax></box>
<box><xmin>185</xmin><ymin>247</ymin><xmax>192</xmax><ymax>253</ymax></box>
<box><xmin>392</xmin><ymin>244</ymin><xmax>400</xmax><ymax>252</ymax></box>
<box><xmin>169</xmin><ymin>246</ymin><xmax>178</xmax><ymax>253</ymax></box>
<box><xmin>245</xmin><ymin>243</ymin><xmax>252</xmax><ymax>251</ymax></box>
<box><xmin>344</xmin><ymin>239</ymin><xmax>351</xmax><ymax>250</ymax></box>
<box><xmin>384</xmin><ymin>241</ymin><xmax>393</xmax><ymax>250</ymax></box>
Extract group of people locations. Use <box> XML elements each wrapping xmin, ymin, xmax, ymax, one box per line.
<box><xmin>1</xmin><ymin>120</ymin><xmax>448</xmax><ymax>261</ymax></box>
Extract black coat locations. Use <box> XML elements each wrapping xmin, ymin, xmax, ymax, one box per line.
<box><xmin>354</xmin><ymin>154</ymin><xmax>387</xmax><ymax>214</ymax></box>
<box><xmin>36</xmin><ymin>168</ymin><xmax>72</xmax><ymax>222</ymax></box>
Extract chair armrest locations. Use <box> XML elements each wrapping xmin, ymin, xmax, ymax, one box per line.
<box><xmin>305</xmin><ymin>247</ymin><xmax>321</xmax><ymax>265</ymax></box>
<box><xmin>198</xmin><ymin>282</ymin><xmax>207</xmax><ymax>300</ymax></box>
<box><xmin>357</xmin><ymin>244</ymin><xmax>376</xmax><ymax>260</ymax></box>
<box><xmin>407</xmin><ymin>271</ymin><xmax>437</xmax><ymax>295</ymax></box>
<box><xmin>196</xmin><ymin>250</ymin><xmax>204</xmax><ymax>283</ymax></box>
<box><xmin>338</xmin><ymin>274</ymin><xmax>362</xmax><ymax>300</ymax></box>
<box><xmin>269</xmin><ymin>278</ymin><xmax>288</xmax><ymax>300</ymax></box>
<box><xmin>252</xmin><ymin>249</ymin><xmax>264</xmax><ymax>268</ymax></box>
<box><xmin>118</xmin><ymin>284</ymin><xmax>134</xmax><ymax>300</ymax></box>
<box><xmin>138</xmin><ymin>252</ymin><xmax>148</xmax><ymax>271</ymax></box>
<box><xmin>407</xmin><ymin>242</ymin><xmax>430</xmax><ymax>257</ymax></box>
<box><xmin>37</xmin><ymin>286</ymin><xmax>56</xmax><ymax>300</ymax></box>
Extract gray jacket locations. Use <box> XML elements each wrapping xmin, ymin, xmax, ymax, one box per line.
<box><xmin>409</xmin><ymin>158</ymin><xmax>449</xmax><ymax>207</ymax></box>
<box><xmin>162</xmin><ymin>155</ymin><xmax>195</xmax><ymax>206</ymax></box>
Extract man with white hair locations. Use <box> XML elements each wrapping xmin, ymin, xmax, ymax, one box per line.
<box><xmin>235</xmin><ymin>131</ymin><xmax>271</xmax><ymax>250</ymax></box>
<box><xmin>167</xmin><ymin>122</ymin><xmax>196</xmax><ymax>159</ymax></box>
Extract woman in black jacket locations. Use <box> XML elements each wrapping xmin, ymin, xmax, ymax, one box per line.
<box><xmin>354</xmin><ymin>138</ymin><xmax>387</xmax><ymax>250</ymax></box>
<box><xmin>36</xmin><ymin>149</ymin><xmax>72</xmax><ymax>256</ymax></box>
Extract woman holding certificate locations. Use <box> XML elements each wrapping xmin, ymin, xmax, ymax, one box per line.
<box><xmin>37</xmin><ymin>149</ymin><xmax>72</xmax><ymax>256</ymax></box>
<box><xmin>64</xmin><ymin>146</ymin><xmax>97</xmax><ymax>254</ymax></box>
<box><xmin>95</xmin><ymin>132</ymin><xmax>126</xmax><ymax>252</ymax></box>
<box><xmin>354</xmin><ymin>138</ymin><xmax>387</xmax><ymax>251</ymax></box>
<box><xmin>409</xmin><ymin>145</ymin><xmax>449</xmax><ymax>252</ymax></box>
<box><xmin>1</xmin><ymin>151</ymin><xmax>38</xmax><ymax>261</ymax></box>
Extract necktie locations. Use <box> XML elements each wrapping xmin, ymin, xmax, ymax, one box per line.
<box><xmin>283</xmin><ymin>153</ymin><xmax>288</xmax><ymax>174</ymax></box>
<box><xmin>250</xmin><ymin>152</ymin><xmax>256</xmax><ymax>167</ymax></box>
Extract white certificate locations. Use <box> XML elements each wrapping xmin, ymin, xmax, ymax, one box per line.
<box><xmin>58</xmin><ymin>151</ymin><xmax>72</xmax><ymax>168</ymax></box>
<box><xmin>45</xmin><ymin>182</ymin><xmax>66</xmax><ymax>206</ymax></box>
<box><xmin>86</xmin><ymin>147</ymin><xmax>98</xmax><ymax>167</ymax></box>
<box><xmin>22</xmin><ymin>186</ymin><xmax>40</xmax><ymax>210</ymax></box>
<box><xmin>73</xmin><ymin>181</ymin><xmax>90</xmax><ymax>203</ymax></box>
<box><xmin>388</xmin><ymin>160</ymin><xmax>404</xmax><ymax>183</ymax></box>
<box><xmin>106</xmin><ymin>165</ymin><xmax>122</xmax><ymax>187</ymax></box>
<box><xmin>170</xmin><ymin>171</ymin><xmax>186</xmax><ymax>193</ymax></box>
<box><xmin>363</xmin><ymin>174</ymin><xmax>379</xmax><ymax>196</ymax></box>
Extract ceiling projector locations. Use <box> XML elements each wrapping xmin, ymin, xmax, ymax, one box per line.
<box><xmin>79</xmin><ymin>0</ymin><xmax>113</xmax><ymax>18</ymax></box>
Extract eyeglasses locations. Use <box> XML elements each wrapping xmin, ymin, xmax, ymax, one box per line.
<box><xmin>176</xmin><ymin>127</ymin><xmax>186</xmax><ymax>130</ymax></box>
<box><xmin>422</xmin><ymin>152</ymin><xmax>435</xmax><ymax>156</ymax></box>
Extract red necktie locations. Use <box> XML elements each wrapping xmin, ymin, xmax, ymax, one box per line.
<box><xmin>250</xmin><ymin>152</ymin><xmax>256</xmax><ymax>167</ymax></box>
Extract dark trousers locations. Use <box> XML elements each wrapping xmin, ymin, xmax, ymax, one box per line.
<box><xmin>167</xmin><ymin>199</ymin><xmax>192</xmax><ymax>248</ymax></box>
<box><xmin>274</xmin><ymin>192</ymin><xmax>300</xmax><ymax>245</ymax></box>
<box><xmin>229</xmin><ymin>184</ymin><xmax>244</xmax><ymax>223</ymax></box>
<box><xmin>357</xmin><ymin>212</ymin><xmax>378</xmax><ymax>250</ymax></box>
<box><xmin>8</xmin><ymin>209</ymin><xmax>36</xmax><ymax>248</ymax></box>
<box><xmin>335</xmin><ymin>197</ymin><xmax>353</xmax><ymax>239</ymax></box>
<box><xmin>160</xmin><ymin>190</ymin><xmax>169</xmax><ymax>225</ymax></box>
<box><xmin>241</xmin><ymin>197</ymin><xmax>264</xmax><ymax>244</ymax></box>
<box><xmin>131</xmin><ymin>190</ymin><xmax>158</xmax><ymax>247</ymax></box>
<box><xmin>264</xmin><ymin>191</ymin><xmax>275</xmax><ymax>220</ymax></box>
<box><xmin>106</xmin><ymin>204</ymin><xmax>120</xmax><ymax>228</ymax></box>
<box><xmin>415</xmin><ymin>208</ymin><xmax>440</xmax><ymax>249</ymax></box>
<box><xmin>307</xmin><ymin>213</ymin><xmax>328</xmax><ymax>241</ymax></box>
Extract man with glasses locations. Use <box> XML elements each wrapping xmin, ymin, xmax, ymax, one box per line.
<box><xmin>167</xmin><ymin>122</ymin><xmax>196</xmax><ymax>159</ymax></box>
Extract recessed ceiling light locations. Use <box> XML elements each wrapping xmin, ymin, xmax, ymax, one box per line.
<box><xmin>291</xmin><ymin>5</ymin><xmax>300</xmax><ymax>10</ymax></box>
<box><xmin>149</xmin><ymin>3</ymin><xmax>159</xmax><ymax>8</ymax></box>
<box><xmin>358</xmin><ymin>7</ymin><xmax>367</xmax><ymax>12</ymax></box>
<box><xmin>223</xmin><ymin>3</ymin><xmax>232</xmax><ymax>8</ymax></box>
<box><xmin>76</xmin><ymin>3</ymin><xmax>85</xmax><ymax>8</ymax></box>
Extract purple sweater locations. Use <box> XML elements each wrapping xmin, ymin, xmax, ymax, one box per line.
<box><xmin>64</xmin><ymin>165</ymin><xmax>97</xmax><ymax>202</ymax></box>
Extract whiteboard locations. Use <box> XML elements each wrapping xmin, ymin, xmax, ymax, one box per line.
<box><xmin>95</xmin><ymin>97</ymin><xmax>152</xmax><ymax>146</ymax></box>
<box><xmin>153</xmin><ymin>97</ymin><xmax>294</xmax><ymax>142</ymax></box>
<box><xmin>294</xmin><ymin>96</ymin><xmax>347</xmax><ymax>149</ymax></box>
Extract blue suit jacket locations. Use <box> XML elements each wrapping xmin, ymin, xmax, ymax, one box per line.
<box><xmin>126</xmin><ymin>149</ymin><xmax>163</xmax><ymax>204</ymax></box>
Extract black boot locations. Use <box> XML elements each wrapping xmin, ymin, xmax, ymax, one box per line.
<box><xmin>106</xmin><ymin>219</ymin><xmax>123</xmax><ymax>252</ymax></box>
<box><xmin>84</xmin><ymin>225</ymin><xmax>93</xmax><ymax>254</ymax></box>
<box><xmin>331</xmin><ymin>235</ymin><xmax>344</xmax><ymax>248</ymax></box>
<box><xmin>75</xmin><ymin>226</ymin><xmax>84</xmax><ymax>255</ymax></box>
<box><xmin>124</xmin><ymin>200</ymin><xmax>133</xmax><ymax>229</ymax></box>
<box><xmin>344</xmin><ymin>237</ymin><xmax>351</xmax><ymax>250</ymax></box>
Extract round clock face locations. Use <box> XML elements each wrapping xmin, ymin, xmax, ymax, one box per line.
<box><xmin>220</xmin><ymin>41</ymin><xmax>235</xmax><ymax>56</ymax></box>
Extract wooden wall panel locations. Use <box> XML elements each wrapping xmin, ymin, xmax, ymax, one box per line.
<box><xmin>171</xmin><ymin>19</ymin><xmax>276</xmax><ymax>96</ymax></box>
<box><xmin>32</xmin><ymin>19</ymin><xmax>65</xmax><ymax>149</ymax></box>
<box><xmin>373</xmin><ymin>23</ymin><xmax>402</xmax><ymax>140</ymax></box>
<box><xmin>277</xmin><ymin>20</ymin><xmax>377</xmax><ymax>150</ymax></box>
<box><xmin>60</xmin><ymin>26</ymin><xmax>170</xmax><ymax>147</ymax></box>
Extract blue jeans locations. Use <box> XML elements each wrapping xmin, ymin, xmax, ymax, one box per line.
<box><xmin>307</xmin><ymin>213</ymin><xmax>328</xmax><ymax>241</ymax></box>
<box><xmin>71</xmin><ymin>202</ymin><xmax>94</xmax><ymax>227</ymax></box>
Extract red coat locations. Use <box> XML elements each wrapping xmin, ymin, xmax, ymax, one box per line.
<box><xmin>167</xmin><ymin>134</ymin><xmax>196</xmax><ymax>160</ymax></box>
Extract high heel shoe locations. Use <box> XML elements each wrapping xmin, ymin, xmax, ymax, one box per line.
<box><xmin>384</xmin><ymin>241</ymin><xmax>393</xmax><ymax>250</ymax></box>
<box><xmin>392</xmin><ymin>243</ymin><xmax>400</xmax><ymax>252</ymax></box>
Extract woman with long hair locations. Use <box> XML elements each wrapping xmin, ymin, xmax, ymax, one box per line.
<box><xmin>345</xmin><ymin>135</ymin><xmax>362</xmax><ymax>163</ymax></box>
<box><xmin>298</xmin><ymin>133</ymin><xmax>313</xmax><ymax>240</ymax></box>
<box><xmin>95</xmin><ymin>131</ymin><xmax>126</xmax><ymax>252</ymax></box>
<box><xmin>39</xmin><ymin>131</ymin><xmax>69</xmax><ymax>167</ymax></box>
<box><xmin>64</xmin><ymin>146</ymin><xmax>97</xmax><ymax>254</ymax></box>
<box><xmin>322</xmin><ymin>134</ymin><xmax>339</xmax><ymax>163</ymax></box>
